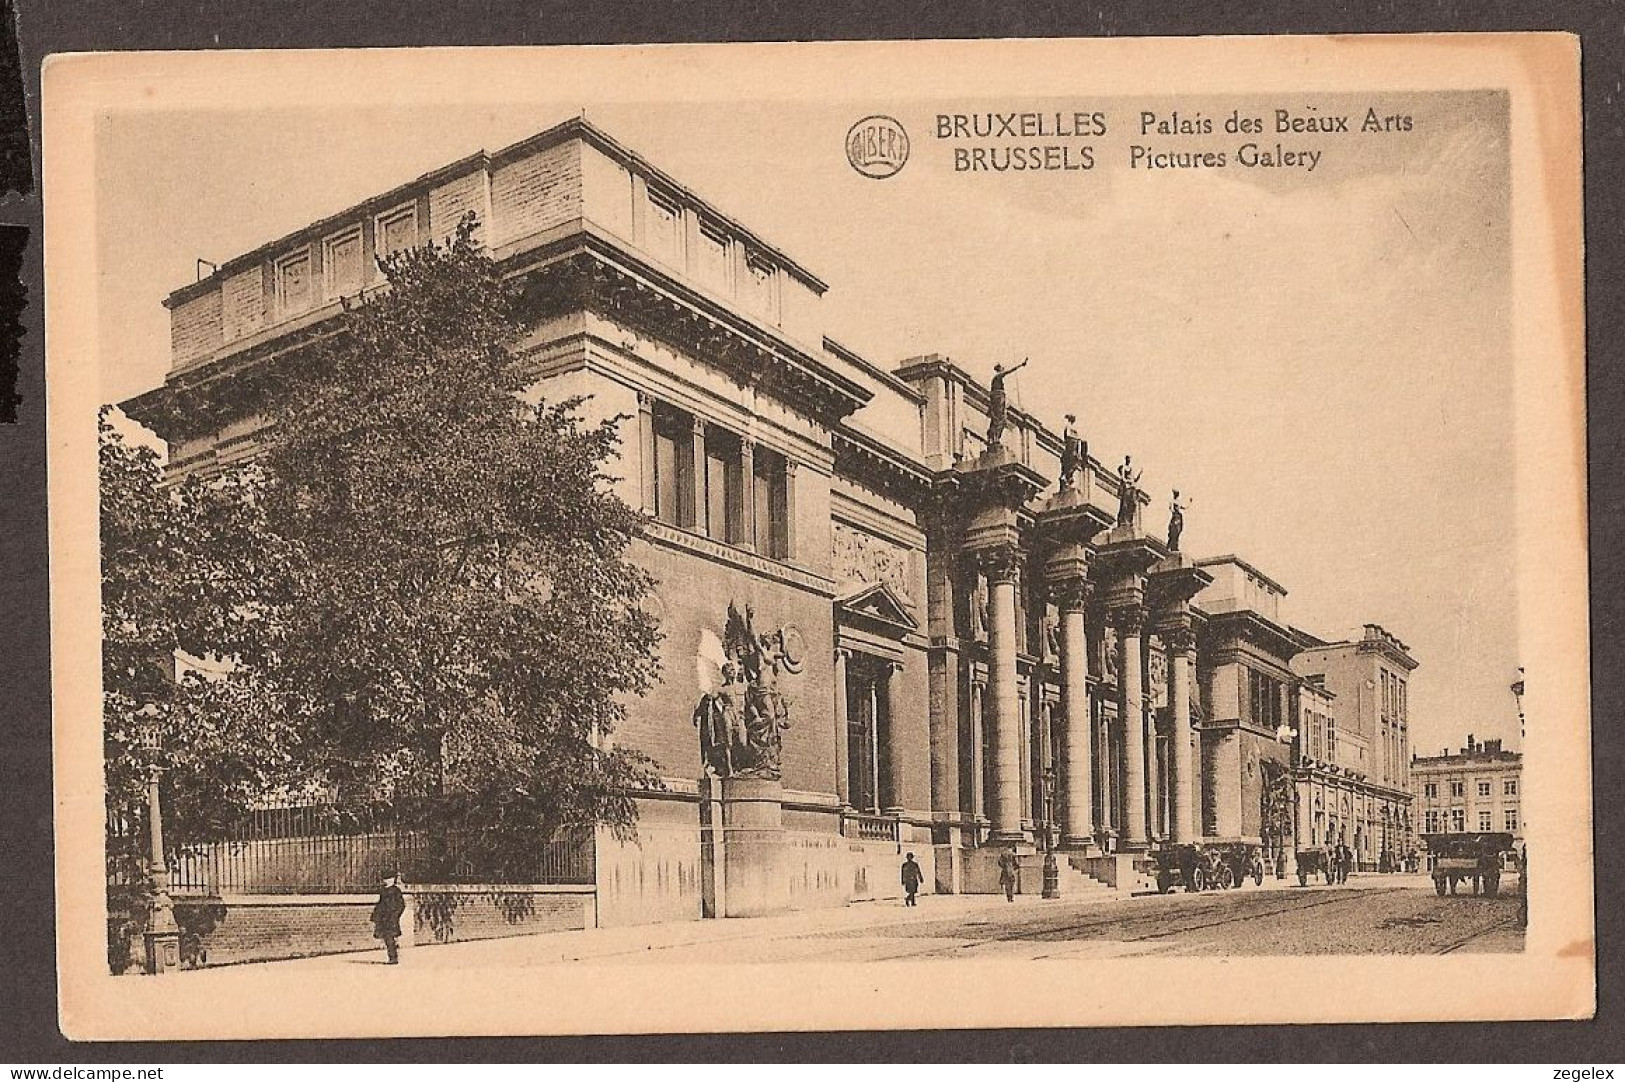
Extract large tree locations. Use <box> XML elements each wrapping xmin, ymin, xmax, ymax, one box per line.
<box><xmin>259</xmin><ymin>219</ymin><xmax>662</xmax><ymax>872</ymax></box>
<box><xmin>100</xmin><ymin>413</ymin><xmax>294</xmax><ymax>875</ymax></box>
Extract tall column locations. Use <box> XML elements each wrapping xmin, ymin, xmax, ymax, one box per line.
<box><xmin>1097</xmin><ymin>710</ymin><xmax>1114</xmax><ymax>839</ymax></box>
<box><xmin>969</xmin><ymin>679</ymin><xmax>986</xmax><ymax>822</ymax></box>
<box><xmin>739</xmin><ymin>438</ymin><xmax>756</xmax><ymax>552</ymax></box>
<box><xmin>1116</xmin><ymin>605</ymin><xmax>1150</xmax><ymax>848</ymax></box>
<box><xmin>636</xmin><ymin>392</ymin><xmax>656</xmax><ymax>514</ymax></box>
<box><xmin>882</xmin><ymin>660</ymin><xmax>907</xmax><ymax>813</ymax></box>
<box><xmin>689</xmin><ymin>417</ymin><xmax>707</xmax><ymax>532</ymax></box>
<box><xmin>1166</xmin><ymin>626</ymin><xmax>1197</xmax><ymax>844</ymax></box>
<box><xmin>1056</xmin><ymin>582</ymin><xmax>1094</xmax><ymax>847</ymax></box>
<box><xmin>783</xmin><ymin>460</ymin><xmax>798</xmax><ymax>560</ymax></box>
<box><xmin>983</xmin><ymin>548</ymin><xmax>1025</xmax><ymax>843</ymax></box>
<box><xmin>833</xmin><ymin>648</ymin><xmax>851</xmax><ymax>807</ymax></box>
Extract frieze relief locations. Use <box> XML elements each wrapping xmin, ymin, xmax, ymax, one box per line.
<box><xmin>832</xmin><ymin>522</ymin><xmax>916</xmax><ymax>608</ymax></box>
<box><xmin>1148</xmin><ymin>635</ymin><xmax>1169</xmax><ymax>708</ymax></box>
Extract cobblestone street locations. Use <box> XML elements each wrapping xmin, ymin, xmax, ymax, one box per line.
<box><xmin>179</xmin><ymin>871</ymin><xmax>1522</xmax><ymax>976</ymax></box>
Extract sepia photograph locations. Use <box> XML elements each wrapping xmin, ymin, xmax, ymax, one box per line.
<box><xmin>43</xmin><ymin>35</ymin><xmax>1590</xmax><ymax>1038</ymax></box>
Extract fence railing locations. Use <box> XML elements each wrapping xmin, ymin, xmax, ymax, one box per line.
<box><xmin>135</xmin><ymin>803</ymin><xmax>596</xmax><ymax>896</ymax></box>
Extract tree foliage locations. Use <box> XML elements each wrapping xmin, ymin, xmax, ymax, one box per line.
<box><xmin>99</xmin><ymin>413</ymin><xmax>295</xmax><ymax>858</ymax></box>
<box><xmin>256</xmin><ymin>219</ymin><xmax>663</xmax><ymax>867</ymax></box>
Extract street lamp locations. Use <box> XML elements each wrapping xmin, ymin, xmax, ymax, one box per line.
<box><xmin>1040</xmin><ymin>764</ymin><xmax>1060</xmax><ymax>899</ymax></box>
<box><xmin>1510</xmin><ymin>668</ymin><xmax>1525</xmax><ymax>745</ymax></box>
<box><xmin>137</xmin><ymin>705</ymin><xmax>181</xmax><ymax>974</ymax></box>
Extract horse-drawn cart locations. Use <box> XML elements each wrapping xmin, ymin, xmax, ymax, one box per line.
<box><xmin>1422</xmin><ymin>832</ymin><xmax>1514</xmax><ymax>897</ymax></box>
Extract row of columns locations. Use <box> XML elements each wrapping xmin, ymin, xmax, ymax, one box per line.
<box><xmin>973</xmin><ymin>545</ymin><xmax>1200</xmax><ymax>852</ymax></box>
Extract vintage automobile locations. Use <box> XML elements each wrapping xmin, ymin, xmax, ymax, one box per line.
<box><xmin>1293</xmin><ymin>847</ymin><xmax>1336</xmax><ymax>887</ymax></box>
<box><xmin>1151</xmin><ymin>841</ymin><xmax>1266</xmax><ymax>894</ymax></box>
<box><xmin>1422</xmin><ymin>831</ymin><xmax>1515</xmax><ymax>897</ymax></box>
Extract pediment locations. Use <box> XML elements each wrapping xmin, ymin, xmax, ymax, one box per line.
<box><xmin>835</xmin><ymin>581</ymin><xmax>919</xmax><ymax>633</ymax></box>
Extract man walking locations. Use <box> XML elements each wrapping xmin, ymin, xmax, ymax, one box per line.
<box><xmin>997</xmin><ymin>849</ymin><xmax>1021</xmax><ymax>902</ymax></box>
<box><xmin>371</xmin><ymin>873</ymin><xmax>406</xmax><ymax>964</ymax></box>
<box><xmin>901</xmin><ymin>852</ymin><xmax>923</xmax><ymax>907</ymax></box>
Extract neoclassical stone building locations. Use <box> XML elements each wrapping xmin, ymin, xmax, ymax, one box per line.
<box><xmin>125</xmin><ymin>118</ymin><xmax>1414</xmax><ymax>927</ymax></box>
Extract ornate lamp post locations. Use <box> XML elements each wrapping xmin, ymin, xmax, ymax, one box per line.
<box><xmin>1041</xmin><ymin>764</ymin><xmax>1061</xmax><ymax>899</ymax></box>
<box><xmin>1511</xmin><ymin>668</ymin><xmax>1525</xmax><ymax>745</ymax></box>
<box><xmin>1276</xmin><ymin>722</ymin><xmax>1299</xmax><ymax>880</ymax></box>
<box><xmin>138</xmin><ymin>705</ymin><xmax>181</xmax><ymax>974</ymax></box>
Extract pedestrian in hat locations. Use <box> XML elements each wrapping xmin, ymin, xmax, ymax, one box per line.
<box><xmin>371</xmin><ymin>873</ymin><xmax>406</xmax><ymax>964</ymax></box>
<box><xmin>997</xmin><ymin>849</ymin><xmax>1021</xmax><ymax>902</ymax></box>
<box><xmin>901</xmin><ymin>852</ymin><xmax>923</xmax><ymax>906</ymax></box>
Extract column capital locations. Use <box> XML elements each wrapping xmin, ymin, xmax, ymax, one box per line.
<box><xmin>1050</xmin><ymin>577</ymin><xmax>1092</xmax><ymax>614</ymax></box>
<box><xmin>970</xmin><ymin>543</ymin><xmax>1022</xmax><ymax>585</ymax></box>
<box><xmin>1163</xmin><ymin>624</ymin><xmax>1197</xmax><ymax>655</ymax></box>
<box><xmin>1109</xmin><ymin>603</ymin><xmax>1148</xmax><ymax>635</ymax></box>
<box><xmin>835</xmin><ymin>646</ymin><xmax>852</xmax><ymax>663</ymax></box>
<box><xmin>636</xmin><ymin>389</ymin><xmax>654</xmax><ymax>410</ymax></box>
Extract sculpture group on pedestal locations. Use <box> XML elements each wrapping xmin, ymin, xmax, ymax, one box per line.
<box><xmin>693</xmin><ymin>602</ymin><xmax>794</xmax><ymax>780</ymax></box>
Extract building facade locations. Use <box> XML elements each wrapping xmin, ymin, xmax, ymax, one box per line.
<box><xmin>124</xmin><ymin>118</ymin><xmax>1418</xmax><ymax>929</ymax></box>
<box><xmin>1290</xmin><ymin>625</ymin><xmax>1419</xmax><ymax>870</ymax></box>
<box><xmin>1412</xmin><ymin>736</ymin><xmax>1522</xmax><ymax>849</ymax></box>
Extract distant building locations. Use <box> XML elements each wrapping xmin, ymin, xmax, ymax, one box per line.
<box><xmin>1290</xmin><ymin>625</ymin><xmax>1418</xmax><ymax>868</ymax></box>
<box><xmin>1412</xmin><ymin>736</ymin><xmax>1522</xmax><ymax>851</ymax></box>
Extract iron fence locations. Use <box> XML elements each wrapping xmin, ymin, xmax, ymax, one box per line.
<box><xmin>154</xmin><ymin>803</ymin><xmax>594</xmax><ymax>895</ymax></box>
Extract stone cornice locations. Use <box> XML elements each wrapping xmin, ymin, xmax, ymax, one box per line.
<box><xmin>640</xmin><ymin>520</ymin><xmax>836</xmax><ymax>597</ymax></box>
<box><xmin>832</xmin><ymin>426</ymin><xmax>934</xmax><ymax>505</ymax></box>
<box><xmin>517</xmin><ymin>234</ymin><xmax>873</xmax><ymax>427</ymax></box>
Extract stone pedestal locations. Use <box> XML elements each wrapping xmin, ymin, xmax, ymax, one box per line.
<box><xmin>719</xmin><ymin>776</ymin><xmax>788</xmax><ymax>918</ymax></box>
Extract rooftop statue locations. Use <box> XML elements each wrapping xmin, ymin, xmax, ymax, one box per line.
<box><xmin>1115</xmin><ymin>454</ymin><xmax>1143</xmax><ymax>529</ymax></box>
<box><xmin>1059</xmin><ymin>413</ymin><xmax>1085</xmax><ymax>490</ymax></box>
<box><xmin>1168</xmin><ymin>489</ymin><xmax>1190</xmax><ymax>552</ymax></box>
<box><xmin>984</xmin><ymin>358</ymin><xmax>1029</xmax><ymax>451</ymax></box>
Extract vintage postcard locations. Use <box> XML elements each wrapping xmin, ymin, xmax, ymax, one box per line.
<box><xmin>44</xmin><ymin>35</ymin><xmax>1589</xmax><ymax>1038</ymax></box>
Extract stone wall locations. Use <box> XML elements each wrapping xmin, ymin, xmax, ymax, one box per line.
<box><xmin>173</xmin><ymin>886</ymin><xmax>593</xmax><ymax>968</ymax></box>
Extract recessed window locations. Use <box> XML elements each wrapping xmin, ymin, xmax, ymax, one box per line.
<box><xmin>1450</xmin><ymin>809</ymin><xmax>1465</xmax><ymax>832</ymax></box>
<box><xmin>703</xmin><ymin>426</ymin><xmax>744</xmax><ymax>545</ymax></box>
<box><xmin>651</xmin><ymin>402</ymin><xmax>696</xmax><ymax>529</ymax></box>
<box><xmin>1450</xmin><ymin>781</ymin><xmax>1465</xmax><ymax>798</ymax></box>
<box><xmin>1504</xmin><ymin>779</ymin><xmax>1517</xmax><ymax>796</ymax></box>
<box><xmin>374</xmin><ymin>204</ymin><xmax>418</xmax><ymax>263</ymax></box>
<box><xmin>1504</xmin><ymin>810</ymin><xmax>1518</xmax><ymax>831</ymax></box>
<box><xmin>1477</xmin><ymin>780</ymin><xmax>1492</xmax><ymax>798</ymax></box>
<box><xmin>323</xmin><ymin>228</ymin><xmax>364</xmax><ymax>300</ymax></box>
<box><xmin>696</xmin><ymin>219</ymin><xmax>731</xmax><ymax>293</ymax></box>
<box><xmin>275</xmin><ymin>248</ymin><xmax>314</xmax><ymax>316</ymax></box>
<box><xmin>646</xmin><ymin>187</ymin><xmax>682</xmax><ymax>268</ymax></box>
<box><xmin>753</xmin><ymin>445</ymin><xmax>791</xmax><ymax>560</ymax></box>
<box><xmin>1478</xmin><ymin>811</ymin><xmax>1493</xmax><ymax>832</ymax></box>
<box><xmin>1423</xmin><ymin>783</ymin><xmax>1437</xmax><ymax>798</ymax></box>
<box><xmin>742</xmin><ymin>249</ymin><xmax>777</xmax><ymax>320</ymax></box>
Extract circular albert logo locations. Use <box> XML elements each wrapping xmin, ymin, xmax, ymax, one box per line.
<box><xmin>846</xmin><ymin>115</ymin><xmax>910</xmax><ymax>179</ymax></box>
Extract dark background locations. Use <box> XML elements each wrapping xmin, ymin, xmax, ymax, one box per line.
<box><xmin>2</xmin><ymin>0</ymin><xmax>1618</xmax><ymax>1063</ymax></box>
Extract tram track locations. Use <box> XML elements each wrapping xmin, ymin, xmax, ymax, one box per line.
<box><xmin>887</xmin><ymin>886</ymin><xmax>1390</xmax><ymax>960</ymax></box>
<box><xmin>1434</xmin><ymin>916</ymin><xmax>1520</xmax><ymax>955</ymax></box>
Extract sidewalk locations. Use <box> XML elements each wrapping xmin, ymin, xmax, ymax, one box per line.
<box><xmin>174</xmin><ymin>869</ymin><xmax>1444</xmax><ymax>974</ymax></box>
<box><xmin>199</xmin><ymin>889</ymin><xmax>1112</xmax><ymax>973</ymax></box>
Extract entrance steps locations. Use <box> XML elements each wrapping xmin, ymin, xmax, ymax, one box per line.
<box><xmin>959</xmin><ymin>846</ymin><xmax>1144</xmax><ymax>899</ymax></box>
<box><xmin>1074</xmin><ymin>853</ymin><xmax>1162</xmax><ymax>896</ymax></box>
